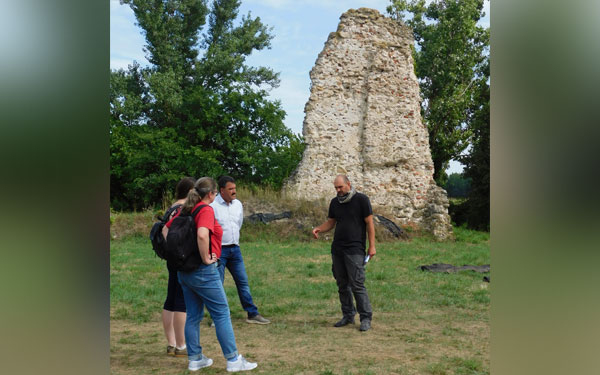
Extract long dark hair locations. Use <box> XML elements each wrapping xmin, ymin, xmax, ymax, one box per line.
<box><xmin>175</xmin><ymin>177</ymin><xmax>196</xmax><ymax>200</ymax></box>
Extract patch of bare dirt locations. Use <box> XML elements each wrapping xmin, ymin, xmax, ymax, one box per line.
<box><xmin>111</xmin><ymin>309</ymin><xmax>489</xmax><ymax>374</ymax></box>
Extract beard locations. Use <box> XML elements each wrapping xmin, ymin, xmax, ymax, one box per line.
<box><xmin>337</xmin><ymin>187</ymin><xmax>356</xmax><ymax>204</ymax></box>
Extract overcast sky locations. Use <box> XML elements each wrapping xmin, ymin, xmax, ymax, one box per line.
<box><xmin>111</xmin><ymin>0</ymin><xmax>489</xmax><ymax>174</ymax></box>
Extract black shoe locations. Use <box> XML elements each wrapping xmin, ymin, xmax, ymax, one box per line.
<box><xmin>359</xmin><ymin>319</ymin><xmax>371</xmax><ymax>331</ymax></box>
<box><xmin>334</xmin><ymin>316</ymin><xmax>355</xmax><ymax>327</ymax></box>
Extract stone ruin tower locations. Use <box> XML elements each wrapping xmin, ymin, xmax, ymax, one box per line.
<box><xmin>284</xmin><ymin>8</ymin><xmax>452</xmax><ymax>239</ymax></box>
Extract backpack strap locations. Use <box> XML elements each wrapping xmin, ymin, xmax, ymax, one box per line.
<box><xmin>191</xmin><ymin>204</ymin><xmax>207</xmax><ymax>218</ymax></box>
<box><xmin>162</xmin><ymin>203</ymin><xmax>182</xmax><ymax>222</ymax></box>
<box><xmin>190</xmin><ymin>204</ymin><xmax>212</xmax><ymax>257</ymax></box>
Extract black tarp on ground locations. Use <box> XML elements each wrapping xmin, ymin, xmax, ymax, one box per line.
<box><xmin>246</xmin><ymin>211</ymin><xmax>292</xmax><ymax>224</ymax></box>
<box><xmin>419</xmin><ymin>263</ymin><xmax>490</xmax><ymax>282</ymax></box>
<box><xmin>374</xmin><ymin>214</ymin><xmax>408</xmax><ymax>239</ymax></box>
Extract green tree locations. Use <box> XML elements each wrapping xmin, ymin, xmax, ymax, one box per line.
<box><xmin>387</xmin><ymin>0</ymin><xmax>489</xmax><ymax>185</ymax></box>
<box><xmin>110</xmin><ymin>62</ymin><xmax>151</xmax><ymax>127</ymax></box>
<box><xmin>460</xmin><ymin>60</ymin><xmax>489</xmax><ymax>230</ymax></box>
<box><xmin>111</xmin><ymin>0</ymin><xmax>304</xmax><ymax>209</ymax></box>
<box><xmin>110</xmin><ymin>124</ymin><xmax>223</xmax><ymax>210</ymax></box>
<box><xmin>121</xmin><ymin>0</ymin><xmax>209</xmax><ymax>128</ymax></box>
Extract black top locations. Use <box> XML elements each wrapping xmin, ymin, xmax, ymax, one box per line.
<box><xmin>328</xmin><ymin>192</ymin><xmax>373</xmax><ymax>255</ymax></box>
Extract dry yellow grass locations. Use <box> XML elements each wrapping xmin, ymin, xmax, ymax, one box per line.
<box><xmin>109</xmin><ymin>187</ymin><xmax>417</xmax><ymax>244</ymax></box>
<box><xmin>111</xmin><ymin>309</ymin><xmax>488</xmax><ymax>374</ymax></box>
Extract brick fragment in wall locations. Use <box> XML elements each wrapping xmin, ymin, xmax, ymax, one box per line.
<box><xmin>283</xmin><ymin>8</ymin><xmax>452</xmax><ymax>240</ymax></box>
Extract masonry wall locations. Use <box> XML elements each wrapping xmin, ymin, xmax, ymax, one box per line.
<box><xmin>284</xmin><ymin>8</ymin><xmax>452</xmax><ymax>239</ymax></box>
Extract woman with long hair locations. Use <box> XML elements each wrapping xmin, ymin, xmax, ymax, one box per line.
<box><xmin>162</xmin><ymin>176</ymin><xmax>195</xmax><ymax>357</ymax></box>
<box><xmin>163</xmin><ymin>177</ymin><xmax>257</xmax><ymax>372</ymax></box>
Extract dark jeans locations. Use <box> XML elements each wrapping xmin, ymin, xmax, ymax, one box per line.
<box><xmin>332</xmin><ymin>252</ymin><xmax>373</xmax><ymax>322</ymax></box>
<box><xmin>218</xmin><ymin>245</ymin><xmax>259</xmax><ymax>317</ymax></box>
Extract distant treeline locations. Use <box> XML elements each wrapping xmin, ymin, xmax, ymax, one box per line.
<box><xmin>445</xmin><ymin>172</ymin><xmax>488</xmax><ymax>231</ymax></box>
<box><xmin>444</xmin><ymin>173</ymin><xmax>472</xmax><ymax>198</ymax></box>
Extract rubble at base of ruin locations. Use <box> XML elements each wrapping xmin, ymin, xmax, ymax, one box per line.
<box><xmin>283</xmin><ymin>8</ymin><xmax>453</xmax><ymax>240</ymax></box>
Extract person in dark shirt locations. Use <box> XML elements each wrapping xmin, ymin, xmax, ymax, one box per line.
<box><xmin>162</xmin><ymin>176</ymin><xmax>195</xmax><ymax>357</ymax></box>
<box><xmin>312</xmin><ymin>174</ymin><xmax>376</xmax><ymax>332</ymax></box>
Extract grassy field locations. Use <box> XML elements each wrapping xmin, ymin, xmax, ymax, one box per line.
<box><xmin>110</xmin><ymin>226</ymin><xmax>489</xmax><ymax>375</ymax></box>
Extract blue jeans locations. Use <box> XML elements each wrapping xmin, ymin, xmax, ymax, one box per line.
<box><xmin>218</xmin><ymin>245</ymin><xmax>259</xmax><ymax>317</ymax></box>
<box><xmin>178</xmin><ymin>263</ymin><xmax>238</xmax><ymax>361</ymax></box>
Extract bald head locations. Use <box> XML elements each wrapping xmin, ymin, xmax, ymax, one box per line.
<box><xmin>333</xmin><ymin>175</ymin><xmax>351</xmax><ymax>196</ymax></box>
<box><xmin>335</xmin><ymin>174</ymin><xmax>350</xmax><ymax>184</ymax></box>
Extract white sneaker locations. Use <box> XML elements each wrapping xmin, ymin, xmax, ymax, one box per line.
<box><xmin>226</xmin><ymin>354</ymin><xmax>258</xmax><ymax>372</ymax></box>
<box><xmin>188</xmin><ymin>354</ymin><xmax>213</xmax><ymax>371</ymax></box>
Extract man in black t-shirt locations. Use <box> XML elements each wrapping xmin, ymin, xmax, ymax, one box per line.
<box><xmin>312</xmin><ymin>175</ymin><xmax>375</xmax><ymax>332</ymax></box>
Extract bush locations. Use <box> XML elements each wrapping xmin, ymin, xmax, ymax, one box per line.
<box><xmin>448</xmin><ymin>198</ymin><xmax>469</xmax><ymax>227</ymax></box>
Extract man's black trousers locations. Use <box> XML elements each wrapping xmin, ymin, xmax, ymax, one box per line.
<box><xmin>331</xmin><ymin>252</ymin><xmax>373</xmax><ymax>322</ymax></box>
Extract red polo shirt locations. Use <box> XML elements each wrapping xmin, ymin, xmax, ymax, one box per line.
<box><xmin>166</xmin><ymin>203</ymin><xmax>223</xmax><ymax>259</ymax></box>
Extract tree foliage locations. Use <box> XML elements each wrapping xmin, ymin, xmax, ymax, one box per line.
<box><xmin>444</xmin><ymin>173</ymin><xmax>472</xmax><ymax>198</ymax></box>
<box><xmin>460</xmin><ymin>59</ymin><xmax>489</xmax><ymax>230</ymax></box>
<box><xmin>111</xmin><ymin>0</ymin><xmax>304</xmax><ymax>210</ymax></box>
<box><xmin>387</xmin><ymin>0</ymin><xmax>489</xmax><ymax>185</ymax></box>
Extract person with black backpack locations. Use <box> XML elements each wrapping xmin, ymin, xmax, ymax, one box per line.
<box><xmin>159</xmin><ymin>177</ymin><xmax>195</xmax><ymax>357</ymax></box>
<box><xmin>162</xmin><ymin>177</ymin><xmax>257</xmax><ymax>373</ymax></box>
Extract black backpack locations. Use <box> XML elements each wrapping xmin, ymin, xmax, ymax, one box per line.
<box><xmin>149</xmin><ymin>204</ymin><xmax>182</xmax><ymax>260</ymax></box>
<box><xmin>165</xmin><ymin>204</ymin><xmax>211</xmax><ymax>272</ymax></box>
